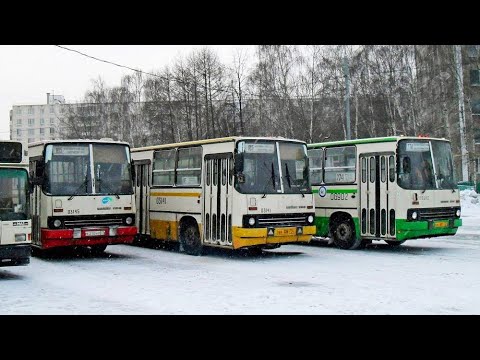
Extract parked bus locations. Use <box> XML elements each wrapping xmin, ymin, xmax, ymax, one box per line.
<box><xmin>131</xmin><ymin>136</ymin><xmax>316</xmax><ymax>255</ymax></box>
<box><xmin>29</xmin><ymin>139</ymin><xmax>137</xmax><ymax>254</ymax></box>
<box><xmin>307</xmin><ymin>136</ymin><xmax>462</xmax><ymax>249</ymax></box>
<box><xmin>0</xmin><ymin>140</ymin><xmax>31</xmax><ymax>266</ymax></box>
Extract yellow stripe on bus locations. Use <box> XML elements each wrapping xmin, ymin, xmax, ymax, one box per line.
<box><xmin>150</xmin><ymin>192</ymin><xmax>201</xmax><ymax>197</ymax></box>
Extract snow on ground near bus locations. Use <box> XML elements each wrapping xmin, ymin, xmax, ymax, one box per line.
<box><xmin>1</xmin><ymin>191</ymin><xmax>479</xmax><ymax>315</ymax></box>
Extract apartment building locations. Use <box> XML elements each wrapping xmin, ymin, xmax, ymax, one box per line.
<box><xmin>9</xmin><ymin>93</ymin><xmax>66</xmax><ymax>144</ymax></box>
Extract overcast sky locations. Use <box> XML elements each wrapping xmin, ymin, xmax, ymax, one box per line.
<box><xmin>0</xmin><ymin>45</ymin><xmax>256</xmax><ymax>140</ymax></box>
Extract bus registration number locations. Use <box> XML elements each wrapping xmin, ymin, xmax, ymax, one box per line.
<box><xmin>275</xmin><ymin>228</ymin><xmax>296</xmax><ymax>236</ymax></box>
<box><xmin>433</xmin><ymin>221</ymin><xmax>448</xmax><ymax>229</ymax></box>
<box><xmin>85</xmin><ymin>230</ymin><xmax>106</xmax><ymax>236</ymax></box>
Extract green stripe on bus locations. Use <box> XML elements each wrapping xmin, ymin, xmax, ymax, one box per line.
<box><xmin>312</xmin><ymin>188</ymin><xmax>357</xmax><ymax>194</ymax></box>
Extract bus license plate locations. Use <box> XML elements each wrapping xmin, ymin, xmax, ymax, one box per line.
<box><xmin>85</xmin><ymin>230</ymin><xmax>106</xmax><ymax>236</ymax></box>
<box><xmin>433</xmin><ymin>221</ymin><xmax>448</xmax><ymax>228</ymax></box>
<box><xmin>275</xmin><ymin>228</ymin><xmax>296</xmax><ymax>236</ymax></box>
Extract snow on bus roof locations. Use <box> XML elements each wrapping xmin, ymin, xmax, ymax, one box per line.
<box><xmin>131</xmin><ymin>136</ymin><xmax>307</xmax><ymax>152</ymax></box>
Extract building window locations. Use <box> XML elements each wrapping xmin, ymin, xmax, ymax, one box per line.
<box><xmin>16</xmin><ymin>107</ymin><xmax>22</xmax><ymax>115</ymax></box>
<box><xmin>470</xmin><ymin>69</ymin><xmax>480</xmax><ymax>86</ymax></box>
<box><xmin>40</xmin><ymin>118</ymin><xmax>45</xmax><ymax>125</ymax></box>
<box><xmin>16</xmin><ymin>129</ymin><xmax>21</xmax><ymax>136</ymax></box>
<box><xmin>50</xmin><ymin>127</ymin><xmax>55</xmax><ymax>135</ymax></box>
<box><xmin>28</xmin><ymin>106</ymin><xmax>34</xmax><ymax>114</ymax></box>
<box><xmin>16</xmin><ymin>119</ymin><xmax>22</xmax><ymax>126</ymax></box>
<box><xmin>28</xmin><ymin>129</ymin><xmax>34</xmax><ymax>136</ymax></box>
<box><xmin>49</xmin><ymin>106</ymin><xmax>54</xmax><ymax>113</ymax></box>
<box><xmin>28</xmin><ymin>118</ymin><xmax>34</xmax><ymax>126</ymax></box>
<box><xmin>467</xmin><ymin>45</ymin><xmax>480</xmax><ymax>58</ymax></box>
<box><xmin>40</xmin><ymin>128</ymin><xmax>45</xmax><ymax>135</ymax></box>
<box><xmin>472</xmin><ymin>99</ymin><xmax>480</xmax><ymax>115</ymax></box>
<box><xmin>40</xmin><ymin>107</ymin><xmax>44</xmax><ymax>114</ymax></box>
<box><xmin>50</xmin><ymin>117</ymin><xmax>55</xmax><ymax>125</ymax></box>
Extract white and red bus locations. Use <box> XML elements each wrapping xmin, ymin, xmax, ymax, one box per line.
<box><xmin>29</xmin><ymin>139</ymin><xmax>137</xmax><ymax>254</ymax></box>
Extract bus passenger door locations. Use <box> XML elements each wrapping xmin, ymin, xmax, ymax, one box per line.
<box><xmin>360</xmin><ymin>153</ymin><xmax>395</xmax><ymax>239</ymax></box>
<box><xmin>133</xmin><ymin>159</ymin><xmax>151</xmax><ymax>236</ymax></box>
<box><xmin>203</xmin><ymin>153</ymin><xmax>233</xmax><ymax>247</ymax></box>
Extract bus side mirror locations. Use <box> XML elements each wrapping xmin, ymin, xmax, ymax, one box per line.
<box><xmin>131</xmin><ymin>166</ymin><xmax>136</xmax><ymax>182</ymax></box>
<box><xmin>31</xmin><ymin>176</ymin><xmax>43</xmax><ymax>186</ymax></box>
<box><xmin>237</xmin><ymin>173</ymin><xmax>245</xmax><ymax>184</ymax></box>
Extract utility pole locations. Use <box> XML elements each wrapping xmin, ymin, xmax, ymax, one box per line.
<box><xmin>453</xmin><ymin>45</ymin><xmax>469</xmax><ymax>181</ymax></box>
<box><xmin>343</xmin><ymin>57</ymin><xmax>351</xmax><ymax>140</ymax></box>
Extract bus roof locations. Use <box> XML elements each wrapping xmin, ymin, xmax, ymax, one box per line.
<box><xmin>308</xmin><ymin>136</ymin><xmax>449</xmax><ymax>148</ymax></box>
<box><xmin>131</xmin><ymin>136</ymin><xmax>306</xmax><ymax>152</ymax></box>
<box><xmin>28</xmin><ymin>138</ymin><xmax>130</xmax><ymax>149</ymax></box>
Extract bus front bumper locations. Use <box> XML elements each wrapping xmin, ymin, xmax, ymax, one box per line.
<box><xmin>0</xmin><ymin>244</ymin><xmax>31</xmax><ymax>266</ymax></box>
<box><xmin>39</xmin><ymin>226</ymin><xmax>137</xmax><ymax>249</ymax></box>
<box><xmin>396</xmin><ymin>218</ymin><xmax>462</xmax><ymax>241</ymax></box>
<box><xmin>232</xmin><ymin>226</ymin><xmax>316</xmax><ymax>249</ymax></box>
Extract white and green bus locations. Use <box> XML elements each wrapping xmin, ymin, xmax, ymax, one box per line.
<box><xmin>131</xmin><ymin>136</ymin><xmax>316</xmax><ymax>255</ymax></box>
<box><xmin>0</xmin><ymin>140</ymin><xmax>31</xmax><ymax>267</ymax></box>
<box><xmin>308</xmin><ymin>136</ymin><xmax>462</xmax><ymax>249</ymax></box>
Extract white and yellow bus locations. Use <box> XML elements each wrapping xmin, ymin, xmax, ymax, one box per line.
<box><xmin>29</xmin><ymin>139</ymin><xmax>137</xmax><ymax>254</ymax></box>
<box><xmin>131</xmin><ymin>136</ymin><xmax>316</xmax><ymax>255</ymax></box>
<box><xmin>308</xmin><ymin>136</ymin><xmax>462</xmax><ymax>249</ymax></box>
<box><xmin>0</xmin><ymin>140</ymin><xmax>31</xmax><ymax>266</ymax></box>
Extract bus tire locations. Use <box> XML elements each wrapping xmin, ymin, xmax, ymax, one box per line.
<box><xmin>90</xmin><ymin>244</ymin><xmax>107</xmax><ymax>254</ymax></box>
<box><xmin>385</xmin><ymin>240</ymin><xmax>406</xmax><ymax>246</ymax></box>
<box><xmin>181</xmin><ymin>224</ymin><xmax>202</xmax><ymax>256</ymax></box>
<box><xmin>332</xmin><ymin>218</ymin><xmax>362</xmax><ymax>250</ymax></box>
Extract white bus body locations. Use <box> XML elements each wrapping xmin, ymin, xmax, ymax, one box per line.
<box><xmin>29</xmin><ymin>139</ymin><xmax>137</xmax><ymax>253</ymax></box>
<box><xmin>131</xmin><ymin>137</ymin><xmax>316</xmax><ymax>255</ymax></box>
<box><xmin>308</xmin><ymin>136</ymin><xmax>462</xmax><ymax>249</ymax></box>
<box><xmin>0</xmin><ymin>140</ymin><xmax>31</xmax><ymax>266</ymax></box>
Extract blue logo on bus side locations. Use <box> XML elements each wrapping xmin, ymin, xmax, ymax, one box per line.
<box><xmin>319</xmin><ymin>186</ymin><xmax>327</xmax><ymax>197</ymax></box>
<box><xmin>102</xmin><ymin>197</ymin><xmax>113</xmax><ymax>205</ymax></box>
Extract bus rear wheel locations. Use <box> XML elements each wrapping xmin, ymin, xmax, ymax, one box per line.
<box><xmin>385</xmin><ymin>240</ymin><xmax>406</xmax><ymax>246</ymax></box>
<box><xmin>181</xmin><ymin>224</ymin><xmax>202</xmax><ymax>256</ymax></box>
<box><xmin>332</xmin><ymin>218</ymin><xmax>362</xmax><ymax>250</ymax></box>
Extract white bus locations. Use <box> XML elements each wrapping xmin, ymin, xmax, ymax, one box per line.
<box><xmin>131</xmin><ymin>136</ymin><xmax>316</xmax><ymax>255</ymax></box>
<box><xmin>29</xmin><ymin>139</ymin><xmax>137</xmax><ymax>254</ymax></box>
<box><xmin>0</xmin><ymin>140</ymin><xmax>31</xmax><ymax>267</ymax></box>
<box><xmin>308</xmin><ymin>136</ymin><xmax>462</xmax><ymax>249</ymax></box>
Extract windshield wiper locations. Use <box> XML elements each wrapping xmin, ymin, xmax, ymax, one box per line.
<box><xmin>284</xmin><ymin>163</ymin><xmax>292</xmax><ymax>189</ymax></box>
<box><xmin>68</xmin><ymin>176</ymin><xmax>89</xmax><ymax>201</ymax></box>
<box><xmin>261</xmin><ymin>162</ymin><xmax>277</xmax><ymax>198</ymax></box>
<box><xmin>96</xmin><ymin>179</ymin><xmax>120</xmax><ymax>199</ymax></box>
<box><xmin>284</xmin><ymin>163</ymin><xmax>306</xmax><ymax>197</ymax></box>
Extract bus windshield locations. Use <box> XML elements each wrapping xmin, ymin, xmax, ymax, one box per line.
<box><xmin>0</xmin><ymin>168</ymin><xmax>29</xmax><ymax>221</ymax></box>
<box><xmin>44</xmin><ymin>143</ymin><xmax>133</xmax><ymax>196</ymax></box>
<box><xmin>235</xmin><ymin>140</ymin><xmax>310</xmax><ymax>194</ymax></box>
<box><xmin>397</xmin><ymin>139</ymin><xmax>457</xmax><ymax>190</ymax></box>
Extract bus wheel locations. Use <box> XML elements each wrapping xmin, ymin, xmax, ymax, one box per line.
<box><xmin>90</xmin><ymin>244</ymin><xmax>107</xmax><ymax>254</ymax></box>
<box><xmin>385</xmin><ymin>240</ymin><xmax>406</xmax><ymax>246</ymax></box>
<box><xmin>332</xmin><ymin>218</ymin><xmax>362</xmax><ymax>250</ymax></box>
<box><xmin>181</xmin><ymin>225</ymin><xmax>202</xmax><ymax>256</ymax></box>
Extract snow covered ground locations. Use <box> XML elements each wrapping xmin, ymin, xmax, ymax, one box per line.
<box><xmin>1</xmin><ymin>190</ymin><xmax>479</xmax><ymax>315</ymax></box>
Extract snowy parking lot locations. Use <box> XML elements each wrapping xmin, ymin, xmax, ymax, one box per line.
<box><xmin>1</xmin><ymin>191</ymin><xmax>479</xmax><ymax>315</ymax></box>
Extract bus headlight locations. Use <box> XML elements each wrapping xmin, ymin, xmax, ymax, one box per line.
<box><xmin>125</xmin><ymin>216</ymin><xmax>133</xmax><ymax>225</ymax></box>
<box><xmin>456</xmin><ymin>209</ymin><xmax>461</xmax><ymax>217</ymax></box>
<box><xmin>248</xmin><ymin>217</ymin><xmax>256</xmax><ymax>226</ymax></box>
<box><xmin>15</xmin><ymin>234</ymin><xmax>26</xmax><ymax>242</ymax></box>
<box><xmin>411</xmin><ymin>211</ymin><xmax>418</xmax><ymax>220</ymax></box>
<box><xmin>307</xmin><ymin>215</ymin><xmax>314</xmax><ymax>224</ymax></box>
<box><xmin>53</xmin><ymin>219</ymin><xmax>62</xmax><ymax>228</ymax></box>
